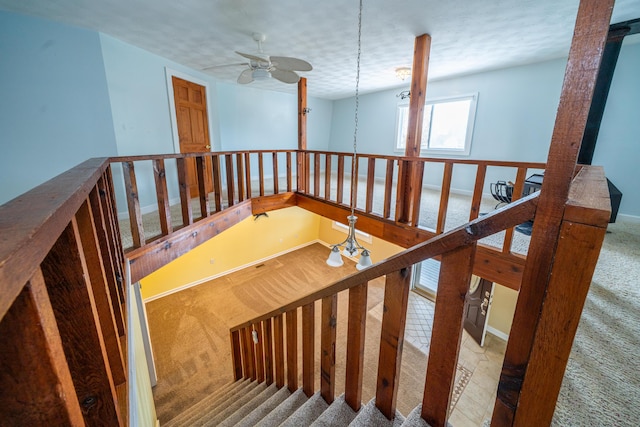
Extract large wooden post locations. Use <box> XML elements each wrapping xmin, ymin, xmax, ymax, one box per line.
<box><xmin>492</xmin><ymin>0</ymin><xmax>614</xmax><ymax>425</ymax></box>
<box><xmin>396</xmin><ymin>34</ymin><xmax>431</xmax><ymax>225</ymax></box>
<box><xmin>297</xmin><ymin>77</ymin><xmax>308</xmax><ymax>192</ymax></box>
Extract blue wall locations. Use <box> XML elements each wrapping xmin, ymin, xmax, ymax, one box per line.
<box><xmin>0</xmin><ymin>11</ymin><xmax>117</xmax><ymax>204</ymax></box>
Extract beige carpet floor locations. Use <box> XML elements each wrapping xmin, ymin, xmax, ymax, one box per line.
<box><xmin>145</xmin><ymin>243</ymin><xmax>470</xmax><ymax>424</ymax></box>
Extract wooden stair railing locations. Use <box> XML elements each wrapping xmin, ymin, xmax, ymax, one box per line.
<box><xmin>229</xmin><ymin>190</ymin><xmax>540</xmax><ymax>421</ymax></box>
<box><xmin>0</xmin><ymin>158</ymin><xmax>127</xmax><ymax>426</ymax></box>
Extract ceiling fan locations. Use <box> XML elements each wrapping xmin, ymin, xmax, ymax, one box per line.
<box><xmin>205</xmin><ymin>33</ymin><xmax>312</xmax><ymax>85</ymax></box>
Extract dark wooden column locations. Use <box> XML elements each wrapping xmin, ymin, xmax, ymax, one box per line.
<box><xmin>297</xmin><ymin>77</ymin><xmax>308</xmax><ymax>192</ymax></box>
<box><xmin>396</xmin><ymin>34</ymin><xmax>431</xmax><ymax>225</ymax></box>
<box><xmin>492</xmin><ymin>0</ymin><xmax>614</xmax><ymax>425</ymax></box>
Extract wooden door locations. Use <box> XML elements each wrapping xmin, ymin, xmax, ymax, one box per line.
<box><xmin>463</xmin><ymin>276</ymin><xmax>493</xmax><ymax>346</ymax></box>
<box><xmin>172</xmin><ymin>76</ymin><xmax>213</xmax><ymax>198</ymax></box>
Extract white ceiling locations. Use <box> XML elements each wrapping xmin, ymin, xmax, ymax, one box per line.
<box><xmin>1</xmin><ymin>0</ymin><xmax>639</xmax><ymax>99</ymax></box>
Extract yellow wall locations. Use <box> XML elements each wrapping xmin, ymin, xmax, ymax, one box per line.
<box><xmin>487</xmin><ymin>283</ymin><xmax>519</xmax><ymax>337</ymax></box>
<box><xmin>140</xmin><ymin>206</ymin><xmax>320</xmax><ymax>300</ymax></box>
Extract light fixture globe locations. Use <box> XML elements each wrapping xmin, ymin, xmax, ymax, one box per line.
<box><xmin>252</xmin><ymin>69</ymin><xmax>271</xmax><ymax>80</ymax></box>
<box><xmin>326</xmin><ymin>246</ymin><xmax>344</xmax><ymax>267</ymax></box>
<box><xmin>356</xmin><ymin>249</ymin><xmax>372</xmax><ymax>270</ymax></box>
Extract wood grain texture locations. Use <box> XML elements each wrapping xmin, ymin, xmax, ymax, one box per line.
<box><xmin>263</xmin><ymin>318</ymin><xmax>274</xmax><ymax>386</ymax></box>
<box><xmin>41</xmin><ymin>219</ymin><xmax>121</xmax><ymax>426</ymax></box>
<box><xmin>405</xmin><ymin>34</ymin><xmax>432</xmax><ymax>157</ymax></box>
<box><xmin>153</xmin><ymin>159</ymin><xmax>173</xmax><ymax>235</ymax></box>
<box><xmin>240</xmin><ymin>327</ymin><xmax>251</xmax><ymax>380</ymax></box>
<box><xmin>366</xmin><ymin>158</ymin><xmax>376</xmax><ymax>213</ymax></box>
<box><xmin>237</xmin><ymin>153</ymin><xmax>245</xmax><ymax>202</ymax></box>
<box><xmin>501</xmin><ymin>167</ymin><xmax>527</xmax><ymax>254</ymax></box>
<box><xmin>251</xmin><ymin>192</ymin><xmax>297</xmax><ymax>215</ymax></box>
<box><xmin>564</xmin><ymin>165</ymin><xmax>611</xmax><ymax>226</ymax></box>
<box><xmin>493</xmin><ymin>1</ymin><xmax>614</xmax><ymax>424</ymax></box>
<box><xmin>76</xmin><ymin>200</ymin><xmax>126</xmax><ymax>386</ymax></box>
<box><xmin>314</xmin><ymin>153</ymin><xmax>321</xmax><ymax>197</ymax></box>
<box><xmin>230</xmin><ymin>330</ymin><xmax>243</xmax><ymax>380</ymax></box>
<box><xmin>254</xmin><ymin>322</ymin><xmax>265</xmax><ymax>383</ymax></box>
<box><xmin>99</xmin><ymin>174</ymin><xmax>126</xmax><ymax>304</ymax></box>
<box><xmin>0</xmin><ymin>271</ymin><xmax>85</xmax><ymax>426</ymax></box>
<box><xmin>469</xmin><ymin>164</ymin><xmax>487</xmax><ymax>221</ymax></box>
<box><xmin>383</xmin><ymin>159</ymin><xmax>395</xmax><ymax>219</ymax></box>
<box><xmin>272</xmin><ymin>152</ymin><xmax>279</xmax><ymax>194</ymax></box>
<box><xmin>325</xmin><ymin>155</ymin><xmax>332</xmax><ymax>200</ymax></box>
<box><xmin>421</xmin><ymin>244</ymin><xmax>476</xmax><ymax>426</ymax></box>
<box><xmin>274</xmin><ymin>314</ymin><xmax>285</xmax><ymax>388</ymax></box>
<box><xmin>345</xmin><ymin>282</ymin><xmax>368</xmax><ymax>411</ymax></box>
<box><xmin>245</xmin><ymin>152</ymin><xmax>252</xmax><ymax>200</ymax></box>
<box><xmin>436</xmin><ymin>162</ymin><xmax>453</xmax><ymax>234</ymax></box>
<box><xmin>376</xmin><ymin>268</ymin><xmax>411</xmax><ymax>419</ymax></box>
<box><xmin>122</xmin><ymin>161</ymin><xmax>145</xmax><ymax>248</ymax></box>
<box><xmin>298</xmin><ymin>77</ymin><xmax>308</xmax><ymax>151</ymax></box>
<box><xmin>196</xmin><ymin>156</ymin><xmax>210</xmax><ymax>218</ymax></box>
<box><xmin>514</xmin><ymin>221</ymin><xmax>606</xmax><ymax>425</ymax></box>
<box><xmin>321</xmin><ymin>294</ymin><xmax>337</xmax><ymax>404</ymax></box>
<box><xmin>225</xmin><ymin>154</ymin><xmax>235</xmax><ymax>206</ymax></box>
<box><xmin>259</xmin><ymin>153</ymin><xmax>265</xmax><ymax>197</ymax></box>
<box><xmin>176</xmin><ymin>157</ymin><xmax>194</xmax><ymax>226</ymax></box>
<box><xmin>302</xmin><ymin>302</ymin><xmax>315</xmax><ymax>397</ymax></box>
<box><xmin>286</xmin><ymin>309</ymin><xmax>298</xmax><ymax>392</ymax></box>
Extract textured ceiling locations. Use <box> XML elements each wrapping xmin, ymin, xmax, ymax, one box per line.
<box><xmin>1</xmin><ymin>0</ymin><xmax>639</xmax><ymax>99</ymax></box>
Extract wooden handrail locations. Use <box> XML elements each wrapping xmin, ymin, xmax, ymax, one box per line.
<box><xmin>230</xmin><ymin>190</ymin><xmax>539</xmax><ymax>332</ymax></box>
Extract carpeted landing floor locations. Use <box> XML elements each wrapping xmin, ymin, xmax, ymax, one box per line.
<box><xmin>145</xmin><ymin>243</ymin><xmax>471</xmax><ymax>424</ymax></box>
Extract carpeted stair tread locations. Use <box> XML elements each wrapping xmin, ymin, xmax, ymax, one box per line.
<box><xmin>280</xmin><ymin>391</ymin><xmax>329</xmax><ymax>427</ymax></box>
<box><xmin>234</xmin><ymin>385</ymin><xmax>292</xmax><ymax>427</ymax></box>
<box><xmin>349</xmin><ymin>399</ymin><xmax>405</xmax><ymax>427</ymax></box>
<box><xmin>218</xmin><ymin>383</ymin><xmax>279</xmax><ymax>427</ymax></box>
<box><xmin>255</xmin><ymin>388</ymin><xmax>308</xmax><ymax>427</ymax></box>
<box><xmin>401</xmin><ymin>405</ymin><xmax>450</xmax><ymax>427</ymax></box>
<box><xmin>186</xmin><ymin>380</ymin><xmax>259</xmax><ymax>427</ymax></box>
<box><xmin>311</xmin><ymin>394</ymin><xmax>359</xmax><ymax>427</ymax></box>
<box><xmin>202</xmin><ymin>382</ymin><xmax>267</xmax><ymax>427</ymax></box>
<box><xmin>163</xmin><ymin>379</ymin><xmax>246</xmax><ymax>427</ymax></box>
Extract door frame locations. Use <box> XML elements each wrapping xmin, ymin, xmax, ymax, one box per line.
<box><xmin>164</xmin><ymin>67</ymin><xmax>216</xmax><ymax>154</ymax></box>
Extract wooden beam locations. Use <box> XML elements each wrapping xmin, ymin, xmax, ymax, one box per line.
<box><xmin>493</xmin><ymin>0</ymin><xmax>614</xmax><ymax>424</ymax></box>
<box><xmin>405</xmin><ymin>34</ymin><xmax>432</xmax><ymax>157</ymax></box>
<box><xmin>153</xmin><ymin>159</ymin><xmax>173</xmax><ymax>235</ymax></box>
<box><xmin>298</xmin><ymin>77</ymin><xmax>308</xmax><ymax>151</ymax></box>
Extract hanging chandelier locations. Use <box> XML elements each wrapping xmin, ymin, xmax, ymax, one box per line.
<box><xmin>326</xmin><ymin>0</ymin><xmax>372</xmax><ymax>271</ymax></box>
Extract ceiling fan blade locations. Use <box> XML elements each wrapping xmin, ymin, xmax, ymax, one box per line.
<box><xmin>237</xmin><ymin>69</ymin><xmax>254</xmax><ymax>84</ymax></box>
<box><xmin>235</xmin><ymin>51</ymin><xmax>269</xmax><ymax>64</ymax></box>
<box><xmin>270</xmin><ymin>56</ymin><xmax>312</xmax><ymax>72</ymax></box>
<box><xmin>202</xmin><ymin>62</ymin><xmax>248</xmax><ymax>71</ymax></box>
<box><xmin>270</xmin><ymin>69</ymin><xmax>300</xmax><ymax>84</ymax></box>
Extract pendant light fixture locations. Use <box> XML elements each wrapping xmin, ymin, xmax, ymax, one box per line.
<box><xmin>326</xmin><ymin>0</ymin><xmax>372</xmax><ymax>271</ymax></box>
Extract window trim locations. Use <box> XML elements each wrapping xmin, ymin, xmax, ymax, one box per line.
<box><xmin>395</xmin><ymin>92</ymin><xmax>478</xmax><ymax>157</ymax></box>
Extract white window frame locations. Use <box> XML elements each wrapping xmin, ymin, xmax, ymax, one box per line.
<box><xmin>395</xmin><ymin>93</ymin><xmax>478</xmax><ymax>156</ymax></box>
<box><xmin>331</xmin><ymin>221</ymin><xmax>373</xmax><ymax>244</ymax></box>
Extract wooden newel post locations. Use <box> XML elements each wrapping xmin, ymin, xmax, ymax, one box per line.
<box><xmin>297</xmin><ymin>77</ymin><xmax>308</xmax><ymax>193</ymax></box>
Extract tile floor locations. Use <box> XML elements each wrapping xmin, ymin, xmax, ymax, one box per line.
<box><xmin>404</xmin><ymin>290</ymin><xmax>506</xmax><ymax>426</ymax></box>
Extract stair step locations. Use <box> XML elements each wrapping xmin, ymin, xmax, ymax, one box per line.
<box><xmin>163</xmin><ymin>379</ymin><xmax>247</xmax><ymax>427</ymax></box>
<box><xmin>255</xmin><ymin>388</ymin><xmax>308</xmax><ymax>427</ymax></box>
<box><xmin>234</xmin><ymin>385</ymin><xmax>292</xmax><ymax>427</ymax></box>
<box><xmin>219</xmin><ymin>383</ymin><xmax>278</xmax><ymax>427</ymax></box>
<box><xmin>187</xmin><ymin>380</ymin><xmax>258</xmax><ymax>426</ymax></box>
<box><xmin>280</xmin><ymin>391</ymin><xmax>329</xmax><ymax>427</ymax></box>
<box><xmin>197</xmin><ymin>381</ymin><xmax>267</xmax><ymax>426</ymax></box>
<box><xmin>401</xmin><ymin>405</ymin><xmax>447</xmax><ymax>427</ymax></box>
<box><xmin>311</xmin><ymin>394</ymin><xmax>359</xmax><ymax>427</ymax></box>
<box><xmin>349</xmin><ymin>399</ymin><xmax>405</xmax><ymax>427</ymax></box>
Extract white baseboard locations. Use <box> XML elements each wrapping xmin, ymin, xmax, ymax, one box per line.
<box><xmin>486</xmin><ymin>325</ymin><xmax>509</xmax><ymax>341</ymax></box>
<box><xmin>117</xmin><ymin>196</ymin><xmax>182</xmax><ymax>221</ymax></box>
<box><xmin>143</xmin><ymin>239</ymin><xmax>322</xmax><ymax>303</ymax></box>
<box><xmin>617</xmin><ymin>213</ymin><xmax>640</xmax><ymax>224</ymax></box>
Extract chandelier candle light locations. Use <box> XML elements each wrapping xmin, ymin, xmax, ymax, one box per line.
<box><xmin>326</xmin><ymin>0</ymin><xmax>372</xmax><ymax>271</ymax></box>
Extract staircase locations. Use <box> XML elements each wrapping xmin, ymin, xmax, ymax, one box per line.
<box><xmin>164</xmin><ymin>379</ymin><xmax>434</xmax><ymax>427</ymax></box>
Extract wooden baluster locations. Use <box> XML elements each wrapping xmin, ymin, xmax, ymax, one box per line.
<box><xmin>237</xmin><ymin>154</ymin><xmax>245</xmax><ymax>202</ymax></box>
<box><xmin>247</xmin><ymin>325</ymin><xmax>256</xmax><ymax>381</ymax></box>
<box><xmin>345</xmin><ymin>283</ymin><xmax>368</xmax><ymax>411</ymax></box>
<box><xmin>104</xmin><ymin>168</ymin><xmax>125</xmax><ymax>260</ymax></box>
<box><xmin>254</xmin><ymin>323</ymin><xmax>265</xmax><ymax>383</ymax></box>
<box><xmin>122</xmin><ymin>161</ymin><xmax>145</xmax><ymax>247</ymax></box>
<box><xmin>436</xmin><ymin>162</ymin><xmax>453</xmax><ymax>234</ymax></box>
<box><xmin>502</xmin><ymin>167</ymin><xmax>527</xmax><ymax>254</ymax></box>
<box><xmin>225</xmin><ymin>154</ymin><xmax>235</xmax><ymax>207</ymax></box>
<box><xmin>212</xmin><ymin>155</ymin><xmax>222</xmax><ymax>212</ymax></box>
<box><xmin>89</xmin><ymin>186</ymin><xmax>125</xmax><ymax>336</ymax></box>
<box><xmin>296</xmin><ymin>151</ymin><xmax>305</xmax><ymax>193</ymax></box>
<box><xmin>366</xmin><ymin>157</ymin><xmax>376</xmax><ymax>213</ymax></box>
<box><xmin>196</xmin><ymin>156</ymin><xmax>210</xmax><ymax>218</ymax></box>
<box><xmin>259</xmin><ymin>153</ymin><xmax>265</xmax><ymax>196</ymax></box>
<box><xmin>273</xmin><ymin>152</ymin><xmax>279</xmax><ymax>194</ymax></box>
<box><xmin>286</xmin><ymin>309</ymin><xmax>298</xmax><ymax>392</ymax></box>
<box><xmin>274</xmin><ymin>314</ymin><xmax>285</xmax><ymax>388</ymax></box>
<box><xmin>314</xmin><ymin>153</ymin><xmax>321</xmax><ymax>197</ymax></box>
<box><xmin>409</xmin><ymin>161</ymin><xmax>425</xmax><ymax>226</ymax></box>
<box><xmin>240</xmin><ymin>328</ymin><xmax>252</xmax><ymax>380</ymax></box>
<box><xmin>153</xmin><ymin>159</ymin><xmax>173</xmax><ymax>235</ymax></box>
<box><xmin>0</xmin><ymin>270</ymin><xmax>84</xmax><ymax>426</ymax></box>
<box><xmin>302</xmin><ymin>302</ymin><xmax>315</xmax><ymax>397</ymax></box>
<box><xmin>321</xmin><ymin>294</ymin><xmax>338</xmax><ymax>404</ymax></box>
<box><xmin>383</xmin><ymin>159</ymin><xmax>394</xmax><ymax>219</ymax></box>
<box><xmin>76</xmin><ymin>199</ymin><xmax>126</xmax><ymax>385</ymax></box>
<box><xmin>41</xmin><ymin>219</ymin><xmax>122</xmax><ymax>426</ymax></box>
<box><xmin>263</xmin><ymin>318</ymin><xmax>274</xmax><ymax>386</ymax></box>
<box><xmin>286</xmin><ymin>151</ymin><xmax>292</xmax><ymax>192</ymax></box>
<box><xmin>324</xmin><ymin>154</ymin><xmax>332</xmax><ymax>200</ymax></box>
<box><xmin>395</xmin><ymin>160</ymin><xmax>409</xmax><ymax>223</ymax></box>
<box><xmin>176</xmin><ymin>157</ymin><xmax>193</xmax><ymax>226</ymax></box>
<box><xmin>337</xmin><ymin>155</ymin><xmax>345</xmax><ymax>205</ymax></box>
<box><xmin>469</xmin><ymin>163</ymin><xmax>487</xmax><ymax>221</ymax></box>
<box><xmin>376</xmin><ymin>267</ymin><xmax>411</xmax><ymax>419</ymax></box>
<box><xmin>305</xmin><ymin>152</ymin><xmax>311</xmax><ymax>193</ymax></box>
<box><xmin>245</xmin><ymin>152</ymin><xmax>252</xmax><ymax>199</ymax></box>
<box><xmin>422</xmin><ymin>244</ymin><xmax>476</xmax><ymax>426</ymax></box>
<box><xmin>98</xmin><ymin>175</ymin><xmax>125</xmax><ymax>304</ymax></box>
<box><xmin>230</xmin><ymin>330</ymin><xmax>243</xmax><ymax>380</ymax></box>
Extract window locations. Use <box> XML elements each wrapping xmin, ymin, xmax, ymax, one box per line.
<box><xmin>395</xmin><ymin>93</ymin><xmax>478</xmax><ymax>156</ymax></box>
